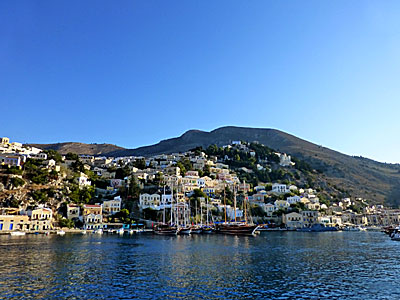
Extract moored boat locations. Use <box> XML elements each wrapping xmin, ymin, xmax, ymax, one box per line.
<box><xmin>201</xmin><ymin>226</ymin><xmax>215</xmax><ymax>234</ymax></box>
<box><xmin>177</xmin><ymin>227</ymin><xmax>191</xmax><ymax>235</ymax></box>
<box><xmin>216</xmin><ymin>223</ymin><xmax>259</xmax><ymax>235</ymax></box>
<box><xmin>154</xmin><ymin>224</ymin><xmax>177</xmax><ymax>235</ymax></box>
<box><xmin>56</xmin><ymin>230</ymin><xmax>66</xmax><ymax>235</ymax></box>
<box><xmin>94</xmin><ymin>228</ymin><xmax>103</xmax><ymax>234</ymax></box>
<box><xmin>10</xmin><ymin>231</ymin><xmax>26</xmax><ymax>236</ymax></box>
<box><xmin>190</xmin><ymin>226</ymin><xmax>202</xmax><ymax>234</ymax></box>
<box><xmin>297</xmin><ymin>224</ymin><xmax>338</xmax><ymax>232</ymax></box>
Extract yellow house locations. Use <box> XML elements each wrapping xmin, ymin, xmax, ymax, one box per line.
<box><xmin>0</xmin><ymin>137</ymin><xmax>10</xmax><ymax>145</ymax></box>
<box><xmin>29</xmin><ymin>208</ymin><xmax>53</xmax><ymax>231</ymax></box>
<box><xmin>0</xmin><ymin>215</ymin><xmax>30</xmax><ymax>231</ymax></box>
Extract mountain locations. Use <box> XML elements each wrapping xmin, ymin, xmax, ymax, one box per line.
<box><xmin>29</xmin><ymin>142</ymin><xmax>124</xmax><ymax>156</ymax></box>
<box><xmin>31</xmin><ymin>126</ymin><xmax>400</xmax><ymax>206</ymax></box>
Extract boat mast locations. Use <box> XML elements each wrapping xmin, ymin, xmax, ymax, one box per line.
<box><xmin>243</xmin><ymin>180</ymin><xmax>248</xmax><ymax>225</ymax></box>
<box><xmin>224</xmin><ymin>184</ymin><xmax>227</xmax><ymax>224</ymax></box>
<box><xmin>163</xmin><ymin>185</ymin><xmax>166</xmax><ymax>224</ymax></box>
<box><xmin>206</xmin><ymin>196</ymin><xmax>209</xmax><ymax>225</ymax></box>
<box><xmin>200</xmin><ymin>197</ymin><xmax>203</xmax><ymax>226</ymax></box>
<box><xmin>234</xmin><ymin>184</ymin><xmax>237</xmax><ymax>223</ymax></box>
<box><xmin>171</xmin><ymin>183</ymin><xmax>174</xmax><ymax>225</ymax></box>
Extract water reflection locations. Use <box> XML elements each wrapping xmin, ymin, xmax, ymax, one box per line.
<box><xmin>0</xmin><ymin>232</ymin><xmax>399</xmax><ymax>299</ymax></box>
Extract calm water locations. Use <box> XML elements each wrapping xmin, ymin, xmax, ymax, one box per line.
<box><xmin>0</xmin><ymin>232</ymin><xmax>399</xmax><ymax>299</ymax></box>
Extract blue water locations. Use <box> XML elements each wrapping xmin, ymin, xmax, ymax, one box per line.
<box><xmin>0</xmin><ymin>232</ymin><xmax>399</xmax><ymax>299</ymax></box>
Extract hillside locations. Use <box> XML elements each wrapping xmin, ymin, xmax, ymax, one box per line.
<box><xmin>31</xmin><ymin>126</ymin><xmax>400</xmax><ymax>206</ymax></box>
<box><xmin>29</xmin><ymin>142</ymin><xmax>124</xmax><ymax>156</ymax></box>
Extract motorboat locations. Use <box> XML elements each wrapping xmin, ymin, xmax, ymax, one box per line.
<box><xmin>56</xmin><ymin>230</ymin><xmax>66</xmax><ymax>235</ymax></box>
<box><xmin>10</xmin><ymin>231</ymin><xmax>26</xmax><ymax>236</ymax></box>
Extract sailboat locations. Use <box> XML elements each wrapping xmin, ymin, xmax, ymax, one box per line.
<box><xmin>216</xmin><ymin>182</ymin><xmax>259</xmax><ymax>235</ymax></box>
<box><xmin>176</xmin><ymin>185</ymin><xmax>191</xmax><ymax>235</ymax></box>
<box><xmin>154</xmin><ymin>184</ymin><xmax>177</xmax><ymax>235</ymax></box>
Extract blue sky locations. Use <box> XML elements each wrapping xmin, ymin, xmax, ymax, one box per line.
<box><xmin>1</xmin><ymin>1</ymin><xmax>400</xmax><ymax>163</ymax></box>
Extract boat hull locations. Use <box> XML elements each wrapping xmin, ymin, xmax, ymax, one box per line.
<box><xmin>177</xmin><ymin>228</ymin><xmax>191</xmax><ymax>235</ymax></box>
<box><xmin>217</xmin><ymin>224</ymin><xmax>259</xmax><ymax>235</ymax></box>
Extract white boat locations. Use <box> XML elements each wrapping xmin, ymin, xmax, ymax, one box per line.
<box><xmin>392</xmin><ymin>231</ymin><xmax>400</xmax><ymax>241</ymax></box>
<box><xmin>117</xmin><ymin>228</ymin><xmax>124</xmax><ymax>235</ymax></box>
<box><xmin>10</xmin><ymin>231</ymin><xmax>26</xmax><ymax>236</ymax></box>
<box><xmin>94</xmin><ymin>229</ymin><xmax>103</xmax><ymax>234</ymax></box>
<box><xmin>57</xmin><ymin>230</ymin><xmax>66</xmax><ymax>235</ymax></box>
<box><xmin>81</xmin><ymin>230</ymin><xmax>87</xmax><ymax>235</ymax></box>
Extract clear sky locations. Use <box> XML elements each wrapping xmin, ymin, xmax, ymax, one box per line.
<box><xmin>1</xmin><ymin>1</ymin><xmax>400</xmax><ymax>163</ymax></box>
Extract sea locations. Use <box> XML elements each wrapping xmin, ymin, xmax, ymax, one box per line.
<box><xmin>0</xmin><ymin>231</ymin><xmax>399</xmax><ymax>299</ymax></box>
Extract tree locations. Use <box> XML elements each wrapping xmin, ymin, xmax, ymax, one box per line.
<box><xmin>45</xmin><ymin>150</ymin><xmax>62</xmax><ymax>163</ymax></box>
<box><xmin>66</xmin><ymin>153</ymin><xmax>79</xmax><ymax>161</ymax></box>
<box><xmin>58</xmin><ymin>217</ymin><xmax>74</xmax><ymax>228</ymax></box>
<box><xmin>133</xmin><ymin>158</ymin><xmax>146</xmax><ymax>170</ymax></box>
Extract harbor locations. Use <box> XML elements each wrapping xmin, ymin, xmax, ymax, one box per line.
<box><xmin>2</xmin><ymin>230</ymin><xmax>400</xmax><ymax>299</ymax></box>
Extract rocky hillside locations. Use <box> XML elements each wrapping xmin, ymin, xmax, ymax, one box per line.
<box><xmin>30</xmin><ymin>142</ymin><xmax>124</xmax><ymax>156</ymax></box>
<box><xmin>31</xmin><ymin>126</ymin><xmax>400</xmax><ymax>206</ymax></box>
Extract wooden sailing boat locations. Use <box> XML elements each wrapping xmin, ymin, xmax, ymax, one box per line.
<box><xmin>154</xmin><ymin>184</ymin><xmax>177</xmax><ymax>235</ymax></box>
<box><xmin>176</xmin><ymin>184</ymin><xmax>191</xmax><ymax>235</ymax></box>
<box><xmin>216</xmin><ymin>182</ymin><xmax>259</xmax><ymax>235</ymax></box>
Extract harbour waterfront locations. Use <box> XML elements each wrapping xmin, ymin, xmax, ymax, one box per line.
<box><xmin>1</xmin><ymin>232</ymin><xmax>400</xmax><ymax>299</ymax></box>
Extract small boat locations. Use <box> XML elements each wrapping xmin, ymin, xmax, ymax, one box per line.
<box><xmin>391</xmin><ymin>229</ymin><xmax>400</xmax><ymax>241</ymax></box>
<box><xmin>154</xmin><ymin>224</ymin><xmax>177</xmax><ymax>236</ymax></box>
<box><xmin>190</xmin><ymin>226</ymin><xmax>202</xmax><ymax>234</ymax></box>
<box><xmin>81</xmin><ymin>230</ymin><xmax>87</xmax><ymax>235</ymax></box>
<box><xmin>10</xmin><ymin>231</ymin><xmax>26</xmax><ymax>236</ymax></box>
<box><xmin>129</xmin><ymin>229</ymin><xmax>135</xmax><ymax>234</ymax></box>
<box><xmin>201</xmin><ymin>226</ymin><xmax>214</xmax><ymax>234</ymax></box>
<box><xmin>93</xmin><ymin>229</ymin><xmax>103</xmax><ymax>235</ymax></box>
<box><xmin>45</xmin><ymin>231</ymin><xmax>50</xmax><ymax>236</ymax></box>
<box><xmin>117</xmin><ymin>228</ymin><xmax>124</xmax><ymax>235</ymax></box>
<box><xmin>56</xmin><ymin>230</ymin><xmax>66</xmax><ymax>235</ymax></box>
<box><xmin>177</xmin><ymin>227</ymin><xmax>191</xmax><ymax>235</ymax></box>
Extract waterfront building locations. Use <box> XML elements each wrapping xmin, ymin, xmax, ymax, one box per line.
<box><xmin>83</xmin><ymin>204</ymin><xmax>103</xmax><ymax>229</ymax></box>
<box><xmin>0</xmin><ymin>215</ymin><xmax>30</xmax><ymax>231</ymax></box>
<box><xmin>283</xmin><ymin>212</ymin><xmax>303</xmax><ymax>230</ymax></box>
<box><xmin>67</xmin><ymin>204</ymin><xmax>80</xmax><ymax>220</ymax></box>
<box><xmin>301</xmin><ymin>210</ymin><xmax>319</xmax><ymax>228</ymax></box>
<box><xmin>103</xmin><ymin>197</ymin><xmax>122</xmax><ymax>215</ymax></box>
<box><xmin>28</xmin><ymin>207</ymin><xmax>53</xmax><ymax>231</ymax></box>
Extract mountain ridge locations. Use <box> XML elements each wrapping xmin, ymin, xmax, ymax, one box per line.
<box><xmin>30</xmin><ymin>126</ymin><xmax>400</xmax><ymax>206</ymax></box>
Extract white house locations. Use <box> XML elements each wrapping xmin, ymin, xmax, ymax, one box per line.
<box><xmin>197</xmin><ymin>178</ymin><xmax>206</xmax><ymax>188</ymax></box>
<box><xmin>272</xmin><ymin>183</ymin><xmax>289</xmax><ymax>194</ymax></box>
<box><xmin>77</xmin><ymin>173</ymin><xmax>91</xmax><ymax>187</ymax></box>
<box><xmin>286</xmin><ymin>195</ymin><xmax>301</xmax><ymax>205</ymax></box>
<box><xmin>67</xmin><ymin>204</ymin><xmax>80</xmax><ymax>220</ymax></box>
<box><xmin>139</xmin><ymin>193</ymin><xmax>161</xmax><ymax>210</ymax></box>
<box><xmin>274</xmin><ymin>200</ymin><xmax>290</xmax><ymax>210</ymax></box>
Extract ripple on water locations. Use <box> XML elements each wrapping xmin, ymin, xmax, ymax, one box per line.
<box><xmin>0</xmin><ymin>232</ymin><xmax>399</xmax><ymax>299</ymax></box>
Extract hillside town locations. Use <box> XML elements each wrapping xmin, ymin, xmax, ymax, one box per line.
<box><xmin>0</xmin><ymin>136</ymin><xmax>400</xmax><ymax>234</ymax></box>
